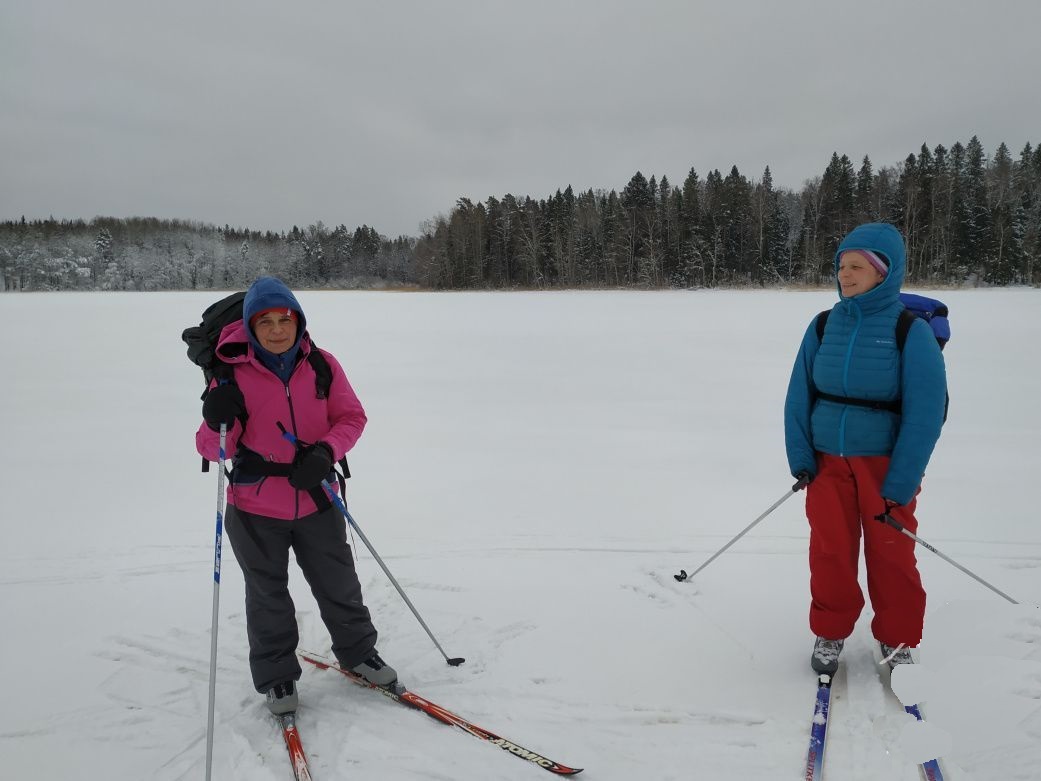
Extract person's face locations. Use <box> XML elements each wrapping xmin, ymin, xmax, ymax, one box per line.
<box><xmin>837</xmin><ymin>251</ymin><xmax>885</xmax><ymax>297</ymax></box>
<box><xmin>253</xmin><ymin>311</ymin><xmax>298</xmax><ymax>354</ymax></box>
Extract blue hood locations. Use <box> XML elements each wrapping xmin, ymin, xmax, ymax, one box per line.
<box><xmin>834</xmin><ymin>222</ymin><xmax>906</xmax><ymax>309</ymax></box>
<box><xmin>243</xmin><ymin>276</ymin><xmax>307</xmax><ymax>381</ymax></box>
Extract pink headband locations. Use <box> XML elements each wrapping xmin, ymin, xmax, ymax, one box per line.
<box><xmin>845</xmin><ymin>249</ymin><xmax>889</xmax><ymax>276</ymax></box>
<box><xmin>250</xmin><ymin>307</ymin><xmax>298</xmax><ymax>328</ymax></box>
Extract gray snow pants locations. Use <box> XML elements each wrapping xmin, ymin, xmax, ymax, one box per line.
<box><xmin>225</xmin><ymin>504</ymin><xmax>378</xmax><ymax>693</ymax></box>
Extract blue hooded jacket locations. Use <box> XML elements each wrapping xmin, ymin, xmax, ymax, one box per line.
<box><xmin>783</xmin><ymin>223</ymin><xmax>947</xmax><ymax>505</ymax></box>
<box><xmin>242</xmin><ymin>276</ymin><xmax>308</xmax><ymax>384</ymax></box>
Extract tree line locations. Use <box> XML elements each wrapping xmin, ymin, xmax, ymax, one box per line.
<box><xmin>2</xmin><ymin>136</ymin><xmax>1038</xmax><ymax>292</ymax></box>
<box><xmin>415</xmin><ymin>137</ymin><xmax>1040</xmax><ymax>289</ymax></box>
<box><xmin>0</xmin><ymin>218</ymin><xmax>413</xmax><ymax>292</ymax></box>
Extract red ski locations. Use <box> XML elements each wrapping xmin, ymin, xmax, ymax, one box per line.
<box><xmin>277</xmin><ymin>712</ymin><xmax>313</xmax><ymax>781</ymax></box>
<box><xmin>299</xmin><ymin>650</ymin><xmax>582</xmax><ymax>776</ymax></box>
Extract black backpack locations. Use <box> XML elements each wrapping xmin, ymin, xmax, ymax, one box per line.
<box><xmin>182</xmin><ymin>291</ymin><xmax>338</xmax><ymax>472</ymax></box>
<box><xmin>182</xmin><ymin>292</ymin><xmax>246</xmax><ymax>388</ymax></box>
<box><xmin>813</xmin><ymin>294</ymin><xmax>949</xmax><ymax>420</ymax></box>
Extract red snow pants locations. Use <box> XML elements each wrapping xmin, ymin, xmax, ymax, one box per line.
<box><xmin>806</xmin><ymin>453</ymin><xmax>926</xmax><ymax>647</ymax></box>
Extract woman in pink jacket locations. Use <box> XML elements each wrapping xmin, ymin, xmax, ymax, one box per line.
<box><xmin>196</xmin><ymin>276</ymin><xmax>395</xmax><ymax>715</ymax></box>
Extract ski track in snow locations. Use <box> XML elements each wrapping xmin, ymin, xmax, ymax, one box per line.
<box><xmin>1007</xmin><ymin>614</ymin><xmax>1041</xmax><ymax>651</ymax></box>
<box><xmin>3</xmin><ymin>289</ymin><xmax>1041</xmax><ymax>779</ymax></box>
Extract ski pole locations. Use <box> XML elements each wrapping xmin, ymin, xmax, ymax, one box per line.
<box><xmin>278</xmin><ymin>426</ymin><xmax>465</xmax><ymax>666</ymax></box>
<box><xmin>205</xmin><ymin>423</ymin><xmax>228</xmax><ymax>781</ymax></box>
<box><xmin>334</xmin><ymin>494</ymin><xmax>465</xmax><ymax>667</ymax></box>
<box><xmin>674</xmin><ymin>476</ymin><xmax>808</xmax><ymax>583</ymax></box>
<box><xmin>875</xmin><ymin>511</ymin><xmax>1019</xmax><ymax>605</ymax></box>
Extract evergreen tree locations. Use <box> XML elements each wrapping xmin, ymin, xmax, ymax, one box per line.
<box><xmin>602</xmin><ymin>190</ymin><xmax>628</xmax><ymax>286</ymax></box>
<box><xmin>1016</xmin><ymin>143</ymin><xmax>1040</xmax><ymax>284</ymax></box>
<box><xmin>657</xmin><ymin>175</ymin><xmax>679</xmax><ymax>284</ymax></box>
<box><xmin>674</xmin><ymin>168</ymin><xmax>705</xmax><ymax>286</ymax></box>
<box><xmin>573</xmin><ymin>188</ymin><xmax>603</xmax><ymax>285</ymax></box>
<box><xmin>498</xmin><ymin>193</ymin><xmax>522</xmax><ymax>287</ymax></box>
<box><xmin>721</xmin><ymin>165</ymin><xmax>753</xmax><ymax>281</ymax></box>
<box><xmin>753</xmin><ymin>166</ymin><xmax>790</xmax><ymax>283</ymax></box>
<box><xmin>620</xmin><ymin>172</ymin><xmax>654</xmax><ymax>285</ymax></box>
<box><xmin>855</xmin><ymin>156</ymin><xmax>874</xmax><ymax>222</ymax></box>
<box><xmin>94</xmin><ymin>228</ymin><xmax>118</xmax><ymax>289</ymax></box>
<box><xmin>928</xmin><ymin>144</ymin><xmax>950</xmax><ymax>280</ymax></box>
<box><xmin>946</xmin><ymin>141</ymin><xmax>972</xmax><ymax>279</ymax></box>
<box><xmin>988</xmin><ymin>142</ymin><xmax>1022</xmax><ymax>283</ymax></box>
<box><xmin>965</xmin><ymin>135</ymin><xmax>993</xmax><ymax>281</ymax></box>
<box><xmin>702</xmin><ymin>169</ymin><xmax>726</xmax><ymax>285</ymax></box>
<box><xmin>329</xmin><ymin>224</ymin><xmax>354</xmax><ymax>281</ymax></box>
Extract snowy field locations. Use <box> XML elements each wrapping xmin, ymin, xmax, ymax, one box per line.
<box><xmin>1</xmin><ymin>288</ymin><xmax>1039</xmax><ymax>781</ymax></box>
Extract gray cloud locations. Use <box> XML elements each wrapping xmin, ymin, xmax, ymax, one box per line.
<box><xmin>3</xmin><ymin>0</ymin><xmax>1038</xmax><ymax>237</ymax></box>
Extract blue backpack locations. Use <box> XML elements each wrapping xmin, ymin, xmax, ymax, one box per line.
<box><xmin>814</xmin><ymin>292</ymin><xmax>950</xmax><ymax>419</ymax></box>
<box><xmin>897</xmin><ymin>293</ymin><xmax>950</xmax><ymax>349</ymax></box>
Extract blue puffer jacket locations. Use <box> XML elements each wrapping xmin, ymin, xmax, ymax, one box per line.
<box><xmin>784</xmin><ymin>223</ymin><xmax>947</xmax><ymax>505</ymax></box>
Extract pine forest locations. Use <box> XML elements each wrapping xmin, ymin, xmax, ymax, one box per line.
<box><xmin>2</xmin><ymin>137</ymin><xmax>1038</xmax><ymax>292</ymax></box>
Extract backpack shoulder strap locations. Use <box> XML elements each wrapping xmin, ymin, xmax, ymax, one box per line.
<box><xmin>816</xmin><ymin>306</ymin><xmax>916</xmax><ymax>351</ymax></box>
<box><xmin>302</xmin><ymin>340</ymin><xmax>350</xmax><ymax>477</ymax></box>
<box><xmin>895</xmin><ymin>309</ymin><xmax>918</xmax><ymax>352</ymax></box>
<box><xmin>305</xmin><ymin>340</ymin><xmax>333</xmax><ymax>400</ymax></box>
<box><xmin>814</xmin><ymin>309</ymin><xmax>830</xmax><ymax>343</ymax></box>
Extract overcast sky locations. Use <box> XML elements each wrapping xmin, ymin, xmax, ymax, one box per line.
<box><xmin>3</xmin><ymin>0</ymin><xmax>1038</xmax><ymax>237</ymax></box>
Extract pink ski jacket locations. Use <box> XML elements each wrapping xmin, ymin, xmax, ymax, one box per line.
<box><xmin>195</xmin><ymin>321</ymin><xmax>367</xmax><ymax>520</ymax></box>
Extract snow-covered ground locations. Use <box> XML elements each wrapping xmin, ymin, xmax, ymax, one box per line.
<box><xmin>2</xmin><ymin>288</ymin><xmax>1039</xmax><ymax>780</ymax></box>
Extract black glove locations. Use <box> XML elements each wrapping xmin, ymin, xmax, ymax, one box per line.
<box><xmin>288</xmin><ymin>442</ymin><xmax>334</xmax><ymax>490</ymax></box>
<box><xmin>873</xmin><ymin>498</ymin><xmax>902</xmax><ymax>526</ymax></box>
<box><xmin>202</xmin><ymin>384</ymin><xmax>246</xmax><ymax>431</ymax></box>
<box><xmin>793</xmin><ymin>470</ymin><xmax>814</xmax><ymax>491</ymax></box>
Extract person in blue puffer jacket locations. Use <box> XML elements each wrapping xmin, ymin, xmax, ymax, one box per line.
<box><xmin>784</xmin><ymin>222</ymin><xmax>947</xmax><ymax>674</ymax></box>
